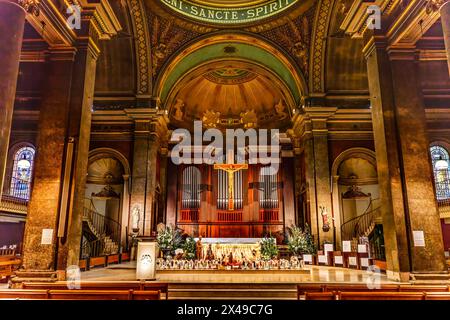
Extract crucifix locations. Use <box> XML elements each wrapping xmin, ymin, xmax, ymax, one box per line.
<box><xmin>214</xmin><ymin>150</ymin><xmax>248</xmax><ymax>211</ymax></box>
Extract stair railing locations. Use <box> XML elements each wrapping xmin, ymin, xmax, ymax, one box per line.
<box><xmin>82</xmin><ymin>198</ymin><xmax>122</xmax><ymax>257</ymax></box>
<box><xmin>341</xmin><ymin>199</ymin><xmax>381</xmax><ymax>241</ymax></box>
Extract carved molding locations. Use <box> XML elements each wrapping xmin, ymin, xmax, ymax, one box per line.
<box><xmin>128</xmin><ymin>0</ymin><xmax>152</xmax><ymax>96</ymax></box>
<box><xmin>309</xmin><ymin>0</ymin><xmax>334</xmax><ymax>95</ymax></box>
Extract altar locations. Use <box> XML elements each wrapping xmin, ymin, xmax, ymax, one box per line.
<box><xmin>196</xmin><ymin>238</ymin><xmax>261</xmax><ymax>263</ymax></box>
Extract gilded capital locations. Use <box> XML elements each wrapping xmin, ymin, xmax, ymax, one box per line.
<box><xmin>426</xmin><ymin>0</ymin><xmax>448</xmax><ymax>13</ymax></box>
<box><xmin>18</xmin><ymin>0</ymin><xmax>39</xmax><ymax>16</ymax></box>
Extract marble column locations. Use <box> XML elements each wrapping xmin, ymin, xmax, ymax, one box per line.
<box><xmin>130</xmin><ymin>120</ymin><xmax>151</xmax><ymax>236</ymax></box>
<box><xmin>365</xmin><ymin>38</ymin><xmax>447</xmax><ymax>280</ymax></box>
<box><xmin>0</xmin><ymin>0</ymin><xmax>26</xmax><ymax>199</ymax></box>
<box><xmin>331</xmin><ymin>175</ymin><xmax>342</xmax><ymax>249</ymax></box>
<box><xmin>21</xmin><ymin>48</ymin><xmax>76</xmax><ymax>272</ymax></box>
<box><xmin>389</xmin><ymin>49</ymin><xmax>447</xmax><ymax>274</ymax></box>
<box><xmin>130</xmin><ymin>119</ymin><xmax>164</xmax><ymax>237</ymax></box>
<box><xmin>440</xmin><ymin>1</ymin><xmax>450</xmax><ymax>76</ymax></box>
<box><xmin>121</xmin><ymin>174</ymin><xmax>130</xmax><ymax>248</ymax></box>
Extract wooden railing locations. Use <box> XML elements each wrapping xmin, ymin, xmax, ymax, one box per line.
<box><xmin>341</xmin><ymin>199</ymin><xmax>381</xmax><ymax>241</ymax></box>
<box><xmin>0</xmin><ymin>195</ymin><xmax>28</xmax><ymax>215</ymax></box>
<box><xmin>180</xmin><ymin>209</ymin><xmax>199</xmax><ymax>222</ymax></box>
<box><xmin>217</xmin><ymin>210</ymin><xmax>243</xmax><ymax>222</ymax></box>
<box><xmin>259</xmin><ymin>209</ymin><xmax>279</xmax><ymax>222</ymax></box>
<box><xmin>82</xmin><ymin>200</ymin><xmax>121</xmax><ymax>258</ymax></box>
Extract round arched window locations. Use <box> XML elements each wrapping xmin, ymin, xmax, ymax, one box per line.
<box><xmin>430</xmin><ymin>145</ymin><xmax>450</xmax><ymax>200</ymax></box>
<box><xmin>10</xmin><ymin>146</ymin><xmax>35</xmax><ymax>200</ymax></box>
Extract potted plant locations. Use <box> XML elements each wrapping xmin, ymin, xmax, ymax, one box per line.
<box><xmin>302</xmin><ymin>224</ymin><xmax>317</xmax><ymax>265</ymax></box>
<box><xmin>156</xmin><ymin>225</ymin><xmax>183</xmax><ymax>259</ymax></box>
<box><xmin>286</xmin><ymin>225</ymin><xmax>307</xmax><ymax>257</ymax></box>
<box><xmin>183</xmin><ymin>237</ymin><xmax>196</xmax><ymax>260</ymax></box>
<box><xmin>260</xmin><ymin>236</ymin><xmax>279</xmax><ymax>261</ymax></box>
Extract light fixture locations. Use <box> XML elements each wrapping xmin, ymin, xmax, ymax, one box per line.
<box><xmin>435</xmin><ymin>156</ymin><xmax>449</xmax><ymax>170</ymax></box>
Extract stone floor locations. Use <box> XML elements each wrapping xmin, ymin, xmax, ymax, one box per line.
<box><xmin>81</xmin><ymin>262</ymin><xmax>397</xmax><ymax>284</ymax></box>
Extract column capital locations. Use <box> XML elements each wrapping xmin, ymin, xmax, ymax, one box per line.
<box><xmin>426</xmin><ymin>0</ymin><xmax>450</xmax><ymax>13</ymax></box>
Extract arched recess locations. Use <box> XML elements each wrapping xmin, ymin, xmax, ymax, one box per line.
<box><xmin>154</xmin><ymin>33</ymin><xmax>308</xmax><ymax>112</ymax></box>
<box><xmin>87</xmin><ymin>148</ymin><xmax>131</xmax><ymax>248</ymax></box>
<box><xmin>330</xmin><ymin>148</ymin><xmax>379</xmax><ymax>247</ymax></box>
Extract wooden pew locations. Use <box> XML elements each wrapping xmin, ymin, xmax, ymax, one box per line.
<box><xmin>23</xmin><ymin>281</ymin><xmax>169</xmax><ymax>299</ymax></box>
<box><xmin>297</xmin><ymin>285</ymin><xmax>324</xmax><ymax>299</ymax></box>
<box><xmin>48</xmin><ymin>290</ymin><xmax>132</xmax><ymax>300</ymax></box>
<box><xmin>398</xmin><ymin>285</ymin><xmax>450</xmax><ymax>292</ymax></box>
<box><xmin>305</xmin><ymin>292</ymin><xmax>336</xmax><ymax>300</ymax></box>
<box><xmin>23</xmin><ymin>281</ymin><xmax>142</xmax><ymax>291</ymax></box>
<box><xmin>424</xmin><ymin>292</ymin><xmax>450</xmax><ymax>300</ymax></box>
<box><xmin>324</xmin><ymin>284</ymin><xmax>400</xmax><ymax>292</ymax></box>
<box><xmin>339</xmin><ymin>292</ymin><xmax>425</xmax><ymax>300</ymax></box>
<box><xmin>132</xmin><ymin>290</ymin><xmax>161</xmax><ymax>300</ymax></box>
<box><xmin>0</xmin><ymin>289</ymin><xmax>49</xmax><ymax>300</ymax></box>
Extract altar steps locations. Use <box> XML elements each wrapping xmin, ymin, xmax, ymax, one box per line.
<box><xmin>168</xmin><ymin>283</ymin><xmax>297</xmax><ymax>300</ymax></box>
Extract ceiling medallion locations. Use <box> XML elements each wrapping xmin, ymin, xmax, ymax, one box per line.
<box><xmin>203</xmin><ymin>68</ymin><xmax>258</xmax><ymax>85</ymax></box>
<box><xmin>160</xmin><ymin>0</ymin><xmax>298</xmax><ymax>25</ymax></box>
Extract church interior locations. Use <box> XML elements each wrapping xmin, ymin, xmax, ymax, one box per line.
<box><xmin>1</xmin><ymin>0</ymin><xmax>450</xmax><ymax>302</ymax></box>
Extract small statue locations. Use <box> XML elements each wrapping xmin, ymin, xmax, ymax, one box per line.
<box><xmin>196</xmin><ymin>236</ymin><xmax>204</xmax><ymax>260</ymax></box>
<box><xmin>320</xmin><ymin>206</ymin><xmax>331</xmax><ymax>232</ymax></box>
<box><xmin>131</xmin><ymin>206</ymin><xmax>140</xmax><ymax>232</ymax></box>
<box><xmin>172</xmin><ymin>99</ymin><xmax>185</xmax><ymax>121</ymax></box>
<box><xmin>206</xmin><ymin>244</ymin><xmax>214</xmax><ymax>261</ymax></box>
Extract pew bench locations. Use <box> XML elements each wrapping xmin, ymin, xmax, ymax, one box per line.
<box><xmin>22</xmin><ymin>281</ymin><xmax>169</xmax><ymax>299</ymax></box>
<box><xmin>338</xmin><ymin>292</ymin><xmax>425</xmax><ymax>300</ymax></box>
<box><xmin>0</xmin><ymin>289</ymin><xmax>161</xmax><ymax>300</ymax></box>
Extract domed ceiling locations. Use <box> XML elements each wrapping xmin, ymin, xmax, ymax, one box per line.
<box><xmin>168</xmin><ymin>64</ymin><xmax>293</xmax><ymax>130</ymax></box>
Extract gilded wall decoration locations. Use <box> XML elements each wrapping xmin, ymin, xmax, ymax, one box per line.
<box><xmin>309</xmin><ymin>0</ymin><xmax>334</xmax><ymax>94</ymax></box>
<box><xmin>129</xmin><ymin>0</ymin><xmax>151</xmax><ymax>95</ymax></box>
<box><xmin>148</xmin><ymin>11</ymin><xmax>199</xmax><ymax>78</ymax></box>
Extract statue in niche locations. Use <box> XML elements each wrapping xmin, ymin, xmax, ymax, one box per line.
<box><xmin>172</xmin><ymin>99</ymin><xmax>185</xmax><ymax>121</ymax></box>
<box><xmin>275</xmin><ymin>99</ymin><xmax>288</xmax><ymax>120</ymax></box>
<box><xmin>131</xmin><ymin>206</ymin><xmax>140</xmax><ymax>233</ymax></box>
<box><xmin>202</xmin><ymin>110</ymin><xmax>221</xmax><ymax>129</ymax></box>
<box><xmin>240</xmin><ymin>109</ymin><xmax>258</xmax><ymax>129</ymax></box>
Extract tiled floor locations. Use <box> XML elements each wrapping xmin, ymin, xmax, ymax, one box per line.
<box><xmin>81</xmin><ymin>262</ymin><xmax>395</xmax><ymax>284</ymax></box>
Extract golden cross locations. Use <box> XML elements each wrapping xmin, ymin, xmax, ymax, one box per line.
<box><xmin>214</xmin><ymin>163</ymin><xmax>248</xmax><ymax>211</ymax></box>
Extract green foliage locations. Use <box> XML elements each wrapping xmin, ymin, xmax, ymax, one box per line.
<box><xmin>303</xmin><ymin>224</ymin><xmax>317</xmax><ymax>254</ymax></box>
<box><xmin>260</xmin><ymin>236</ymin><xmax>279</xmax><ymax>261</ymax></box>
<box><xmin>183</xmin><ymin>237</ymin><xmax>197</xmax><ymax>260</ymax></box>
<box><xmin>286</xmin><ymin>225</ymin><xmax>308</xmax><ymax>255</ymax></box>
<box><xmin>156</xmin><ymin>225</ymin><xmax>183</xmax><ymax>252</ymax></box>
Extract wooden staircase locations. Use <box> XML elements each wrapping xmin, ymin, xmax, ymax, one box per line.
<box><xmin>82</xmin><ymin>201</ymin><xmax>121</xmax><ymax>257</ymax></box>
<box><xmin>167</xmin><ymin>283</ymin><xmax>297</xmax><ymax>300</ymax></box>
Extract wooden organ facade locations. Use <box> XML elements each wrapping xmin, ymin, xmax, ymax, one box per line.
<box><xmin>171</xmin><ymin>162</ymin><xmax>292</xmax><ymax>238</ymax></box>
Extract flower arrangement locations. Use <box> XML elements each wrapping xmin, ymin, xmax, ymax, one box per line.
<box><xmin>156</xmin><ymin>225</ymin><xmax>183</xmax><ymax>257</ymax></box>
<box><xmin>183</xmin><ymin>237</ymin><xmax>197</xmax><ymax>260</ymax></box>
<box><xmin>260</xmin><ymin>236</ymin><xmax>279</xmax><ymax>261</ymax></box>
<box><xmin>286</xmin><ymin>225</ymin><xmax>307</xmax><ymax>256</ymax></box>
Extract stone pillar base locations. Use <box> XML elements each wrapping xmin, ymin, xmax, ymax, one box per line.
<box><xmin>9</xmin><ymin>270</ymin><xmax>58</xmax><ymax>288</ymax></box>
<box><xmin>386</xmin><ymin>270</ymin><xmax>411</xmax><ymax>282</ymax></box>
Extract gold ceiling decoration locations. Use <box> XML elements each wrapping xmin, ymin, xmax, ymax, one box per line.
<box><xmin>203</xmin><ymin>68</ymin><xmax>259</xmax><ymax>85</ymax></box>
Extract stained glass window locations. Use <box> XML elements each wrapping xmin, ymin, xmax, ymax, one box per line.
<box><xmin>430</xmin><ymin>145</ymin><xmax>450</xmax><ymax>200</ymax></box>
<box><xmin>10</xmin><ymin>147</ymin><xmax>35</xmax><ymax>200</ymax></box>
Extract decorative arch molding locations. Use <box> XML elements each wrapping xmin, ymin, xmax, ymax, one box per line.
<box><xmin>154</xmin><ymin>32</ymin><xmax>308</xmax><ymax>106</ymax></box>
<box><xmin>331</xmin><ymin>147</ymin><xmax>377</xmax><ymax>178</ymax></box>
<box><xmin>309</xmin><ymin>0</ymin><xmax>335</xmax><ymax>95</ymax></box>
<box><xmin>431</xmin><ymin>140</ymin><xmax>450</xmax><ymax>153</ymax></box>
<box><xmin>128</xmin><ymin>0</ymin><xmax>152</xmax><ymax>97</ymax></box>
<box><xmin>88</xmin><ymin>148</ymin><xmax>131</xmax><ymax>177</ymax></box>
